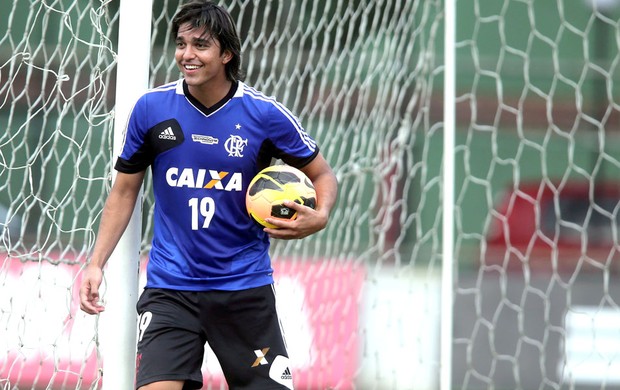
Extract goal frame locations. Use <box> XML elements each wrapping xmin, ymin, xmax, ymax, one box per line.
<box><xmin>100</xmin><ymin>0</ymin><xmax>152</xmax><ymax>389</ymax></box>
<box><xmin>442</xmin><ymin>1</ymin><xmax>456</xmax><ymax>390</ymax></box>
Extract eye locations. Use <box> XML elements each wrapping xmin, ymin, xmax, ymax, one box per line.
<box><xmin>195</xmin><ymin>40</ymin><xmax>210</xmax><ymax>49</ymax></box>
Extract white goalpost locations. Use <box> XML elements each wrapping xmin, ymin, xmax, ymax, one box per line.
<box><xmin>98</xmin><ymin>0</ymin><xmax>152</xmax><ymax>388</ymax></box>
<box><xmin>441</xmin><ymin>0</ymin><xmax>456</xmax><ymax>389</ymax></box>
<box><xmin>2</xmin><ymin>0</ymin><xmax>620</xmax><ymax>389</ymax></box>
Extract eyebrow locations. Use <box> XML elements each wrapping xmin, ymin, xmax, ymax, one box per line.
<box><xmin>175</xmin><ymin>31</ymin><xmax>214</xmax><ymax>44</ymax></box>
<box><xmin>193</xmin><ymin>36</ymin><xmax>213</xmax><ymax>45</ymax></box>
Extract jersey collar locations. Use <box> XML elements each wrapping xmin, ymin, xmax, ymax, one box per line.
<box><xmin>182</xmin><ymin>80</ymin><xmax>239</xmax><ymax>116</ymax></box>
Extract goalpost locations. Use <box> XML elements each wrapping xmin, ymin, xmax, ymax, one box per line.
<box><xmin>442</xmin><ymin>1</ymin><xmax>456</xmax><ymax>389</ymax></box>
<box><xmin>98</xmin><ymin>0</ymin><xmax>152</xmax><ymax>389</ymax></box>
<box><xmin>1</xmin><ymin>0</ymin><xmax>620</xmax><ymax>389</ymax></box>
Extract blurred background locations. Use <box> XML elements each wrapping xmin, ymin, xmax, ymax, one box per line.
<box><xmin>1</xmin><ymin>0</ymin><xmax>619</xmax><ymax>389</ymax></box>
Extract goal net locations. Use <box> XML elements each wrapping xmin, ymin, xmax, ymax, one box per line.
<box><xmin>452</xmin><ymin>0</ymin><xmax>620</xmax><ymax>389</ymax></box>
<box><xmin>1</xmin><ymin>0</ymin><xmax>619</xmax><ymax>389</ymax></box>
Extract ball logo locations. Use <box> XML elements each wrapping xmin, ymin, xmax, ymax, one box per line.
<box><xmin>225</xmin><ymin>135</ymin><xmax>248</xmax><ymax>157</ymax></box>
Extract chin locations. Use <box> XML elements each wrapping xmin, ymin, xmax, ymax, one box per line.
<box><xmin>183</xmin><ymin>76</ymin><xmax>204</xmax><ymax>85</ymax></box>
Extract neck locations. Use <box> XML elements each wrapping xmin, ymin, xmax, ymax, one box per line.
<box><xmin>187</xmin><ymin>78</ymin><xmax>233</xmax><ymax>108</ymax></box>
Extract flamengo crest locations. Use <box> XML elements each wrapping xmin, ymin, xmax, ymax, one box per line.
<box><xmin>225</xmin><ymin>134</ymin><xmax>248</xmax><ymax>157</ymax></box>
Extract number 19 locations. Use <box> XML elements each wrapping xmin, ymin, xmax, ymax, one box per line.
<box><xmin>188</xmin><ymin>197</ymin><xmax>215</xmax><ymax>230</ymax></box>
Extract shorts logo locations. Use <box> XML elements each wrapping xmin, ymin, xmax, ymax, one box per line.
<box><xmin>281</xmin><ymin>367</ymin><xmax>292</xmax><ymax>380</ymax></box>
<box><xmin>268</xmin><ymin>355</ymin><xmax>293</xmax><ymax>389</ymax></box>
<box><xmin>158</xmin><ymin>127</ymin><xmax>176</xmax><ymax>140</ymax></box>
<box><xmin>252</xmin><ymin>347</ymin><xmax>270</xmax><ymax>367</ymax></box>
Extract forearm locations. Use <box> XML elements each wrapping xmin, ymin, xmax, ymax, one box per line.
<box><xmin>90</xmin><ymin>196</ymin><xmax>136</xmax><ymax>267</ymax></box>
<box><xmin>300</xmin><ymin>153</ymin><xmax>338</xmax><ymax>228</ymax></box>
<box><xmin>89</xmin><ymin>172</ymin><xmax>144</xmax><ymax>269</ymax></box>
<box><xmin>312</xmin><ymin>170</ymin><xmax>338</xmax><ymax>224</ymax></box>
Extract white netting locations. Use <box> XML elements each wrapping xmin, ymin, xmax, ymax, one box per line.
<box><xmin>452</xmin><ymin>1</ymin><xmax>620</xmax><ymax>389</ymax></box>
<box><xmin>1</xmin><ymin>0</ymin><xmax>117</xmax><ymax>388</ymax></box>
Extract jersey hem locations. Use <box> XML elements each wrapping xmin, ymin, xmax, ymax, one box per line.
<box><xmin>144</xmin><ymin>272</ymin><xmax>275</xmax><ymax>292</ymax></box>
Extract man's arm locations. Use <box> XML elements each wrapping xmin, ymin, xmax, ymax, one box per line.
<box><xmin>264</xmin><ymin>152</ymin><xmax>338</xmax><ymax>239</ymax></box>
<box><xmin>79</xmin><ymin>170</ymin><xmax>145</xmax><ymax>314</ymax></box>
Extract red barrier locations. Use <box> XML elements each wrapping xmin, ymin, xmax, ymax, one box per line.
<box><xmin>0</xmin><ymin>257</ymin><xmax>364</xmax><ymax>389</ymax></box>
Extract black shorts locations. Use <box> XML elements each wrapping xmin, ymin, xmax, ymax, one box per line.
<box><xmin>135</xmin><ymin>285</ymin><xmax>293</xmax><ymax>389</ymax></box>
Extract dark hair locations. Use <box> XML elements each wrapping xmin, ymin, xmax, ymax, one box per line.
<box><xmin>172</xmin><ymin>0</ymin><xmax>244</xmax><ymax>81</ymax></box>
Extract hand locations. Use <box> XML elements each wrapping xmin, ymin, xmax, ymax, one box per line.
<box><xmin>79</xmin><ymin>263</ymin><xmax>105</xmax><ymax>315</ymax></box>
<box><xmin>263</xmin><ymin>200</ymin><xmax>328</xmax><ymax>240</ymax></box>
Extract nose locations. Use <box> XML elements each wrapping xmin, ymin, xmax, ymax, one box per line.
<box><xmin>181</xmin><ymin>45</ymin><xmax>196</xmax><ymax>60</ymax></box>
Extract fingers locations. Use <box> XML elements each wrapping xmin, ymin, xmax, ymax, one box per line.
<box><xmin>264</xmin><ymin>201</ymin><xmax>301</xmax><ymax>228</ymax></box>
<box><xmin>79</xmin><ymin>281</ymin><xmax>105</xmax><ymax>314</ymax></box>
<box><xmin>79</xmin><ymin>267</ymin><xmax>105</xmax><ymax>315</ymax></box>
<box><xmin>264</xmin><ymin>201</ymin><xmax>315</xmax><ymax>240</ymax></box>
<box><xmin>263</xmin><ymin>225</ymin><xmax>298</xmax><ymax>240</ymax></box>
<box><xmin>282</xmin><ymin>199</ymin><xmax>304</xmax><ymax>212</ymax></box>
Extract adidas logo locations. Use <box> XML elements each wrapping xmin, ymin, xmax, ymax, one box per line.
<box><xmin>281</xmin><ymin>367</ymin><xmax>292</xmax><ymax>380</ymax></box>
<box><xmin>159</xmin><ymin>127</ymin><xmax>176</xmax><ymax>140</ymax></box>
<box><xmin>268</xmin><ymin>355</ymin><xmax>292</xmax><ymax>388</ymax></box>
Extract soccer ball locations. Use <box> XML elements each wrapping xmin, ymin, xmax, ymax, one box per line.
<box><xmin>246</xmin><ymin>165</ymin><xmax>317</xmax><ymax>228</ymax></box>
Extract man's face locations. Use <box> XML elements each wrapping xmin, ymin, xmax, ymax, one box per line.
<box><xmin>174</xmin><ymin>22</ymin><xmax>231</xmax><ymax>89</ymax></box>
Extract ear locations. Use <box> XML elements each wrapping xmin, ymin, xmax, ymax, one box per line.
<box><xmin>222</xmin><ymin>50</ymin><xmax>233</xmax><ymax>64</ymax></box>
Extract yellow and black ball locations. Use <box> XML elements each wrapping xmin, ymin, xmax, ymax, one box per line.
<box><xmin>246</xmin><ymin>165</ymin><xmax>316</xmax><ymax>228</ymax></box>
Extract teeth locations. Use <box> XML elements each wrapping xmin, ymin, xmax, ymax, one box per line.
<box><xmin>185</xmin><ymin>65</ymin><xmax>200</xmax><ymax>70</ymax></box>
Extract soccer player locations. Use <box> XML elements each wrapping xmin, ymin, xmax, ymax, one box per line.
<box><xmin>78</xmin><ymin>1</ymin><xmax>338</xmax><ymax>389</ymax></box>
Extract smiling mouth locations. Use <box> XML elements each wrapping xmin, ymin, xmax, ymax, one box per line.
<box><xmin>184</xmin><ymin>64</ymin><xmax>202</xmax><ymax>70</ymax></box>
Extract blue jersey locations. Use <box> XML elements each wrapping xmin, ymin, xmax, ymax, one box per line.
<box><xmin>115</xmin><ymin>80</ymin><xmax>318</xmax><ymax>291</ymax></box>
